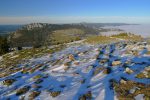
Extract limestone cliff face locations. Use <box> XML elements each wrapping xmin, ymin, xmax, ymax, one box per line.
<box><xmin>24</xmin><ymin>23</ymin><xmax>48</xmax><ymax>30</ymax></box>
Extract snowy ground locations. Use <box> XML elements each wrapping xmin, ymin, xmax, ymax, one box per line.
<box><xmin>0</xmin><ymin>41</ymin><xmax>150</xmax><ymax>100</ymax></box>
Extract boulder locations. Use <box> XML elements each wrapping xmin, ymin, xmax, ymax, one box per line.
<box><xmin>125</xmin><ymin>67</ymin><xmax>134</xmax><ymax>74</ymax></box>
<box><xmin>112</xmin><ymin>61</ymin><xmax>121</xmax><ymax>66</ymax></box>
<box><xmin>74</xmin><ymin>61</ymin><xmax>79</xmax><ymax>65</ymax></box>
<box><xmin>143</xmin><ymin>71</ymin><xmax>148</xmax><ymax>78</ymax></box>
<box><xmin>68</xmin><ymin>54</ymin><xmax>75</xmax><ymax>61</ymax></box>
<box><xmin>129</xmin><ymin>87</ymin><xmax>140</xmax><ymax>94</ymax></box>
<box><xmin>64</xmin><ymin>62</ymin><xmax>71</xmax><ymax>66</ymax></box>
<box><xmin>19</xmin><ymin>96</ymin><xmax>25</xmax><ymax>100</ymax></box>
<box><xmin>21</xmin><ymin>68</ymin><xmax>30</xmax><ymax>74</ymax></box>
<box><xmin>31</xmin><ymin>84</ymin><xmax>42</xmax><ymax>89</ymax></box>
<box><xmin>99</xmin><ymin>58</ymin><xmax>109</xmax><ymax>64</ymax></box>
<box><xmin>132</xmin><ymin>50</ymin><xmax>139</xmax><ymax>56</ymax></box>
<box><xmin>73</xmin><ymin>72</ymin><xmax>80</xmax><ymax>76</ymax></box>
<box><xmin>145</xmin><ymin>66</ymin><xmax>150</xmax><ymax>71</ymax></box>
<box><xmin>78</xmin><ymin>52</ymin><xmax>84</xmax><ymax>56</ymax></box>
<box><xmin>125</xmin><ymin>60</ymin><xmax>131</xmax><ymax>65</ymax></box>
<box><xmin>64</xmin><ymin>66</ymin><xmax>70</xmax><ymax>71</ymax></box>
<box><xmin>129</xmin><ymin>88</ymin><xmax>136</xmax><ymax>94</ymax></box>
<box><xmin>63</xmin><ymin>62</ymin><xmax>71</xmax><ymax>71</ymax></box>
<box><xmin>120</xmin><ymin>79</ymin><xmax>127</xmax><ymax>84</ymax></box>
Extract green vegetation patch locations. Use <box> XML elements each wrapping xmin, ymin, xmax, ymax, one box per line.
<box><xmin>85</xmin><ymin>35</ymin><xmax>117</xmax><ymax>44</ymax></box>
<box><xmin>47</xmin><ymin>28</ymin><xmax>83</xmax><ymax>45</ymax></box>
<box><xmin>111</xmin><ymin>33</ymin><xmax>143</xmax><ymax>42</ymax></box>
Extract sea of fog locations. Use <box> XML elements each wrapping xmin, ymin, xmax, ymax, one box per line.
<box><xmin>101</xmin><ymin>24</ymin><xmax>150</xmax><ymax>37</ymax></box>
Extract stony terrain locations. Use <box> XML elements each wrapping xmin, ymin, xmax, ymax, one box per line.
<box><xmin>0</xmin><ymin>41</ymin><xmax>150</xmax><ymax>100</ymax></box>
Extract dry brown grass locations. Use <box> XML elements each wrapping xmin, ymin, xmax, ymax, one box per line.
<box><xmin>85</xmin><ymin>35</ymin><xmax>118</xmax><ymax>44</ymax></box>
<box><xmin>0</xmin><ymin>45</ymin><xmax>65</xmax><ymax>78</ymax></box>
<box><xmin>113</xmin><ymin>80</ymin><xmax>150</xmax><ymax>100</ymax></box>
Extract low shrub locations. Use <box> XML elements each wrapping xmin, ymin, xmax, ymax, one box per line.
<box><xmin>33</xmin><ymin>74</ymin><xmax>43</xmax><ymax>80</ymax></box>
<box><xmin>50</xmin><ymin>91</ymin><xmax>61</xmax><ymax>97</ymax></box>
<box><xmin>92</xmin><ymin>67</ymin><xmax>104</xmax><ymax>76</ymax></box>
<box><xmin>34</xmin><ymin>79</ymin><xmax>43</xmax><ymax>84</ymax></box>
<box><xmin>16</xmin><ymin>86</ymin><xmax>31</xmax><ymax>96</ymax></box>
<box><xmin>79</xmin><ymin>91</ymin><xmax>92</xmax><ymax>100</ymax></box>
<box><xmin>3</xmin><ymin>79</ymin><xmax>16</xmax><ymax>86</ymax></box>
<box><xmin>80</xmin><ymin>79</ymin><xmax>86</xmax><ymax>84</ymax></box>
<box><xmin>103</xmin><ymin>67</ymin><xmax>112</xmax><ymax>74</ymax></box>
<box><xmin>29</xmin><ymin>91</ymin><xmax>41</xmax><ymax>100</ymax></box>
<box><xmin>60</xmin><ymin>85</ymin><xmax>66</xmax><ymax>88</ymax></box>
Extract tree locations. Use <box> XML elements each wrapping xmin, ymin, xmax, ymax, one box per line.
<box><xmin>0</xmin><ymin>36</ymin><xmax>9</xmax><ymax>55</ymax></box>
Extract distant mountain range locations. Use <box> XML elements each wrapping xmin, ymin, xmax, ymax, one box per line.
<box><xmin>0</xmin><ymin>23</ymin><xmax>134</xmax><ymax>47</ymax></box>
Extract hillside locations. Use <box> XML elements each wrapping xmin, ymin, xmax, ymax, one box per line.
<box><xmin>0</xmin><ymin>34</ymin><xmax>149</xmax><ymax>100</ymax></box>
<box><xmin>8</xmin><ymin>23</ymin><xmax>98</xmax><ymax>47</ymax></box>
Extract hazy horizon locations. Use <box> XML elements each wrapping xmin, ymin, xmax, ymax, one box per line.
<box><xmin>0</xmin><ymin>21</ymin><xmax>150</xmax><ymax>26</ymax></box>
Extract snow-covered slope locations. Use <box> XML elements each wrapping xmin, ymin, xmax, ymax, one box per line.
<box><xmin>0</xmin><ymin>41</ymin><xmax>150</xmax><ymax>100</ymax></box>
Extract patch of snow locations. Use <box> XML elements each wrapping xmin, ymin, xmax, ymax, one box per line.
<box><xmin>134</xmin><ymin>94</ymin><xmax>144</xmax><ymax>100</ymax></box>
<box><xmin>96</xmin><ymin>89</ymin><xmax>105</xmax><ymax>100</ymax></box>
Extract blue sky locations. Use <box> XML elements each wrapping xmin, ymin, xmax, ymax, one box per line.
<box><xmin>0</xmin><ymin>0</ymin><xmax>150</xmax><ymax>24</ymax></box>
